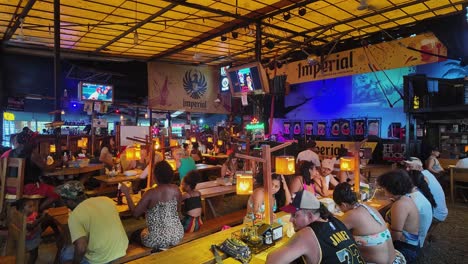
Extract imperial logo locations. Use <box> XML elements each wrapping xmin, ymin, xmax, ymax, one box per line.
<box><xmin>297</xmin><ymin>51</ymin><xmax>354</xmax><ymax>79</ymax></box>
<box><xmin>183</xmin><ymin>69</ymin><xmax>207</xmax><ymax>99</ymax></box>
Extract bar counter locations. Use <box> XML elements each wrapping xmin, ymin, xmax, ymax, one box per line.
<box><xmin>129</xmin><ymin>197</ymin><xmax>392</xmax><ymax>264</ymax></box>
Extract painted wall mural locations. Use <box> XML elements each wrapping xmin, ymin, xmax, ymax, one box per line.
<box><xmin>273</xmin><ymin>56</ymin><xmax>465</xmax><ymax>139</ymax></box>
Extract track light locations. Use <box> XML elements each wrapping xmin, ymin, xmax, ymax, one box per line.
<box><xmin>231</xmin><ymin>31</ymin><xmax>238</xmax><ymax>39</ymax></box>
<box><xmin>265</xmin><ymin>39</ymin><xmax>275</xmax><ymax>50</ymax></box>
<box><xmin>307</xmin><ymin>56</ymin><xmax>319</xmax><ymax>66</ymax></box>
<box><xmin>221</xmin><ymin>35</ymin><xmax>227</xmax><ymax>41</ymax></box>
<box><xmin>357</xmin><ymin>0</ymin><xmax>368</xmax><ymax>10</ymax></box>
<box><xmin>283</xmin><ymin>12</ymin><xmax>291</xmax><ymax>21</ymax></box>
<box><xmin>298</xmin><ymin>7</ymin><xmax>306</xmax><ymax>16</ymax></box>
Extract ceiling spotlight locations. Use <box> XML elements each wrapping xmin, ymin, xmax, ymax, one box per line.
<box><xmin>357</xmin><ymin>0</ymin><xmax>368</xmax><ymax>10</ymax></box>
<box><xmin>298</xmin><ymin>7</ymin><xmax>306</xmax><ymax>16</ymax></box>
<box><xmin>193</xmin><ymin>52</ymin><xmax>201</xmax><ymax>61</ymax></box>
<box><xmin>307</xmin><ymin>56</ymin><xmax>320</xmax><ymax>66</ymax></box>
<box><xmin>283</xmin><ymin>12</ymin><xmax>291</xmax><ymax>21</ymax></box>
<box><xmin>265</xmin><ymin>39</ymin><xmax>275</xmax><ymax>50</ymax></box>
<box><xmin>231</xmin><ymin>31</ymin><xmax>238</xmax><ymax>39</ymax></box>
<box><xmin>221</xmin><ymin>35</ymin><xmax>227</xmax><ymax>41</ymax></box>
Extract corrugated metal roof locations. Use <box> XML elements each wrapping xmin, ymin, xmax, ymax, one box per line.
<box><xmin>0</xmin><ymin>0</ymin><xmax>465</xmax><ymax>65</ymax></box>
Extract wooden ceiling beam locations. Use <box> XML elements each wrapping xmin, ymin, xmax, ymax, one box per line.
<box><xmin>150</xmin><ymin>0</ymin><xmax>313</xmax><ymax>61</ymax></box>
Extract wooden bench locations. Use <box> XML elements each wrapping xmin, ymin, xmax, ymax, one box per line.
<box><xmin>180</xmin><ymin>210</ymin><xmax>245</xmax><ymax>245</ymax></box>
<box><xmin>110</xmin><ymin>243</ymin><xmax>152</xmax><ymax>264</ymax></box>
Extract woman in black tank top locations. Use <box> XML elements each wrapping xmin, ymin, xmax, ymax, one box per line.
<box><xmin>180</xmin><ymin>171</ymin><xmax>203</xmax><ymax>232</ymax></box>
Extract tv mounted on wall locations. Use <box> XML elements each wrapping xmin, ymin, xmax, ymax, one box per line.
<box><xmin>79</xmin><ymin>82</ymin><xmax>113</xmax><ymax>102</ymax></box>
<box><xmin>226</xmin><ymin>62</ymin><xmax>269</xmax><ymax>97</ymax></box>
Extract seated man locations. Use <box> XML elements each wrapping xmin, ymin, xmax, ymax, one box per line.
<box><xmin>56</xmin><ymin>181</ymin><xmax>128</xmax><ymax>264</ymax></box>
<box><xmin>266</xmin><ymin>190</ymin><xmax>364</xmax><ymax>264</ymax></box>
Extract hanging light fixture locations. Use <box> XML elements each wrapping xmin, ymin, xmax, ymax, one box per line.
<box><xmin>283</xmin><ymin>12</ymin><xmax>291</xmax><ymax>21</ymax></box>
<box><xmin>221</xmin><ymin>35</ymin><xmax>227</xmax><ymax>42</ymax></box>
<box><xmin>265</xmin><ymin>39</ymin><xmax>275</xmax><ymax>49</ymax></box>
<box><xmin>190</xmin><ymin>136</ymin><xmax>197</xmax><ymax>143</ymax></box>
<box><xmin>231</xmin><ymin>31</ymin><xmax>238</xmax><ymax>39</ymax></box>
<box><xmin>133</xmin><ymin>30</ymin><xmax>139</xmax><ymax>45</ymax></box>
<box><xmin>357</xmin><ymin>0</ymin><xmax>369</xmax><ymax>10</ymax></box>
<box><xmin>217</xmin><ymin>139</ymin><xmax>223</xmax><ymax>146</ymax></box>
<box><xmin>207</xmin><ymin>136</ymin><xmax>213</xmax><ymax>143</ymax></box>
<box><xmin>298</xmin><ymin>7</ymin><xmax>306</xmax><ymax>16</ymax></box>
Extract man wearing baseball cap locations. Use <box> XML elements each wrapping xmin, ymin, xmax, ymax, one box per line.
<box><xmin>56</xmin><ymin>181</ymin><xmax>128</xmax><ymax>264</ymax></box>
<box><xmin>266</xmin><ymin>190</ymin><xmax>363</xmax><ymax>264</ymax></box>
<box><xmin>403</xmin><ymin>157</ymin><xmax>448</xmax><ymax>222</ymax></box>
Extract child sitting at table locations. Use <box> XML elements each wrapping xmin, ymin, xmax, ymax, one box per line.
<box><xmin>180</xmin><ymin>170</ymin><xmax>203</xmax><ymax>232</ymax></box>
<box><xmin>15</xmin><ymin>198</ymin><xmax>59</xmax><ymax>264</ymax></box>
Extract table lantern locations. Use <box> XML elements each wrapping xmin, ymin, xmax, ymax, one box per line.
<box><xmin>77</xmin><ymin>137</ymin><xmax>88</xmax><ymax>148</ymax></box>
<box><xmin>217</xmin><ymin>140</ymin><xmax>223</xmax><ymax>146</ymax></box>
<box><xmin>49</xmin><ymin>144</ymin><xmax>56</xmax><ymax>153</ymax></box>
<box><xmin>207</xmin><ymin>136</ymin><xmax>213</xmax><ymax>143</ymax></box>
<box><xmin>236</xmin><ymin>173</ymin><xmax>253</xmax><ymax>195</ymax></box>
<box><xmin>126</xmin><ymin>145</ymin><xmax>141</xmax><ymax>161</ymax></box>
<box><xmin>340</xmin><ymin>157</ymin><xmax>355</xmax><ymax>171</ymax></box>
<box><xmin>275</xmin><ymin>156</ymin><xmax>295</xmax><ymax>175</ymax></box>
<box><xmin>190</xmin><ymin>136</ymin><xmax>197</xmax><ymax>143</ymax></box>
<box><xmin>170</xmin><ymin>139</ymin><xmax>179</xmax><ymax>147</ymax></box>
<box><xmin>166</xmin><ymin>159</ymin><xmax>177</xmax><ymax>170</ymax></box>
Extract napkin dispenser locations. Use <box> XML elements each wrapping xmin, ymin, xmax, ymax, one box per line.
<box><xmin>271</xmin><ymin>223</ymin><xmax>283</xmax><ymax>241</ymax></box>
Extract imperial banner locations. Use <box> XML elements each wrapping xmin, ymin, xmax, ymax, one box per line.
<box><xmin>148</xmin><ymin>62</ymin><xmax>230</xmax><ymax>114</ymax></box>
<box><xmin>275</xmin><ymin>33</ymin><xmax>447</xmax><ymax>84</ymax></box>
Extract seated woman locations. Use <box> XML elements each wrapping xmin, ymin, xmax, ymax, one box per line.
<box><xmin>426</xmin><ymin>147</ymin><xmax>445</xmax><ymax>177</ymax></box>
<box><xmin>378</xmin><ymin>169</ymin><xmax>421</xmax><ymax>263</ymax></box>
<box><xmin>9</xmin><ymin>128</ymin><xmax>60</xmax><ymax>211</ymax></box>
<box><xmin>314</xmin><ymin>158</ymin><xmax>340</xmax><ymax>197</ymax></box>
<box><xmin>99</xmin><ymin>136</ymin><xmax>116</xmax><ymax>169</ymax></box>
<box><xmin>190</xmin><ymin>142</ymin><xmax>203</xmax><ymax>164</ymax></box>
<box><xmin>245</xmin><ymin>174</ymin><xmax>291</xmax><ymax>222</ymax></box>
<box><xmin>289</xmin><ymin>161</ymin><xmax>320</xmax><ymax>198</ymax></box>
<box><xmin>221</xmin><ymin>152</ymin><xmax>239</xmax><ymax>180</ymax></box>
<box><xmin>407</xmin><ymin>170</ymin><xmax>434</xmax><ymax>248</ymax></box>
<box><xmin>120</xmin><ymin>160</ymin><xmax>184</xmax><ymax>250</ymax></box>
<box><xmin>333</xmin><ymin>183</ymin><xmax>404</xmax><ymax>264</ymax></box>
<box><xmin>180</xmin><ymin>171</ymin><xmax>203</xmax><ymax>232</ymax></box>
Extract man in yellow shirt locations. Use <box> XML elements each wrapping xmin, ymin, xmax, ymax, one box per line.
<box><xmin>56</xmin><ymin>181</ymin><xmax>128</xmax><ymax>264</ymax></box>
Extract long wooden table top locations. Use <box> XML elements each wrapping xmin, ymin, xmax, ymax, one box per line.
<box><xmin>94</xmin><ymin>173</ymin><xmax>141</xmax><ymax>185</ymax></box>
<box><xmin>202</xmin><ymin>153</ymin><xmax>229</xmax><ymax>159</ymax></box>
<box><xmin>43</xmin><ymin>163</ymin><xmax>104</xmax><ymax>177</ymax></box>
<box><xmin>129</xmin><ymin>197</ymin><xmax>392</xmax><ymax>264</ymax></box>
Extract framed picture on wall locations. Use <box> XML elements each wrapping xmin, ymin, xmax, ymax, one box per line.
<box><xmin>340</xmin><ymin>119</ymin><xmax>351</xmax><ymax>136</ymax></box>
<box><xmin>353</xmin><ymin>120</ymin><xmax>366</xmax><ymax>136</ymax></box>
<box><xmin>316</xmin><ymin>121</ymin><xmax>327</xmax><ymax>136</ymax></box>
<box><xmin>304</xmin><ymin>121</ymin><xmax>314</xmax><ymax>136</ymax></box>
<box><xmin>367</xmin><ymin>119</ymin><xmax>380</xmax><ymax>136</ymax></box>
<box><xmin>293</xmin><ymin>121</ymin><xmax>302</xmax><ymax>135</ymax></box>
<box><xmin>283</xmin><ymin>121</ymin><xmax>291</xmax><ymax>139</ymax></box>
<box><xmin>330</xmin><ymin>120</ymin><xmax>340</xmax><ymax>136</ymax></box>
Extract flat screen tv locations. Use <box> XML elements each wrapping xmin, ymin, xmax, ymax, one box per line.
<box><xmin>227</xmin><ymin>62</ymin><xmax>268</xmax><ymax>97</ymax></box>
<box><xmin>79</xmin><ymin>82</ymin><xmax>113</xmax><ymax>102</ymax></box>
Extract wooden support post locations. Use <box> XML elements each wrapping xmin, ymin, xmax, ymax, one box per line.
<box><xmin>262</xmin><ymin>145</ymin><xmax>273</xmax><ymax>225</ymax></box>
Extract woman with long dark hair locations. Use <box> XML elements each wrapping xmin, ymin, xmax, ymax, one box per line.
<box><xmin>333</xmin><ymin>183</ymin><xmax>404</xmax><ymax>264</ymax></box>
<box><xmin>245</xmin><ymin>174</ymin><xmax>291</xmax><ymax>221</ymax></box>
<box><xmin>289</xmin><ymin>161</ymin><xmax>319</xmax><ymax>197</ymax></box>
<box><xmin>407</xmin><ymin>170</ymin><xmax>437</xmax><ymax>208</ymax></box>
<box><xmin>99</xmin><ymin>136</ymin><xmax>115</xmax><ymax>169</ymax></box>
<box><xmin>378</xmin><ymin>170</ymin><xmax>420</xmax><ymax>262</ymax></box>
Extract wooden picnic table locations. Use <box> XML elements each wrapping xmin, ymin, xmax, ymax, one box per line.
<box><xmin>43</xmin><ymin>163</ymin><xmax>104</xmax><ymax>177</ymax></box>
<box><xmin>129</xmin><ymin>197</ymin><xmax>392</xmax><ymax>264</ymax></box>
<box><xmin>195</xmin><ymin>179</ymin><xmax>237</xmax><ymax>218</ymax></box>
